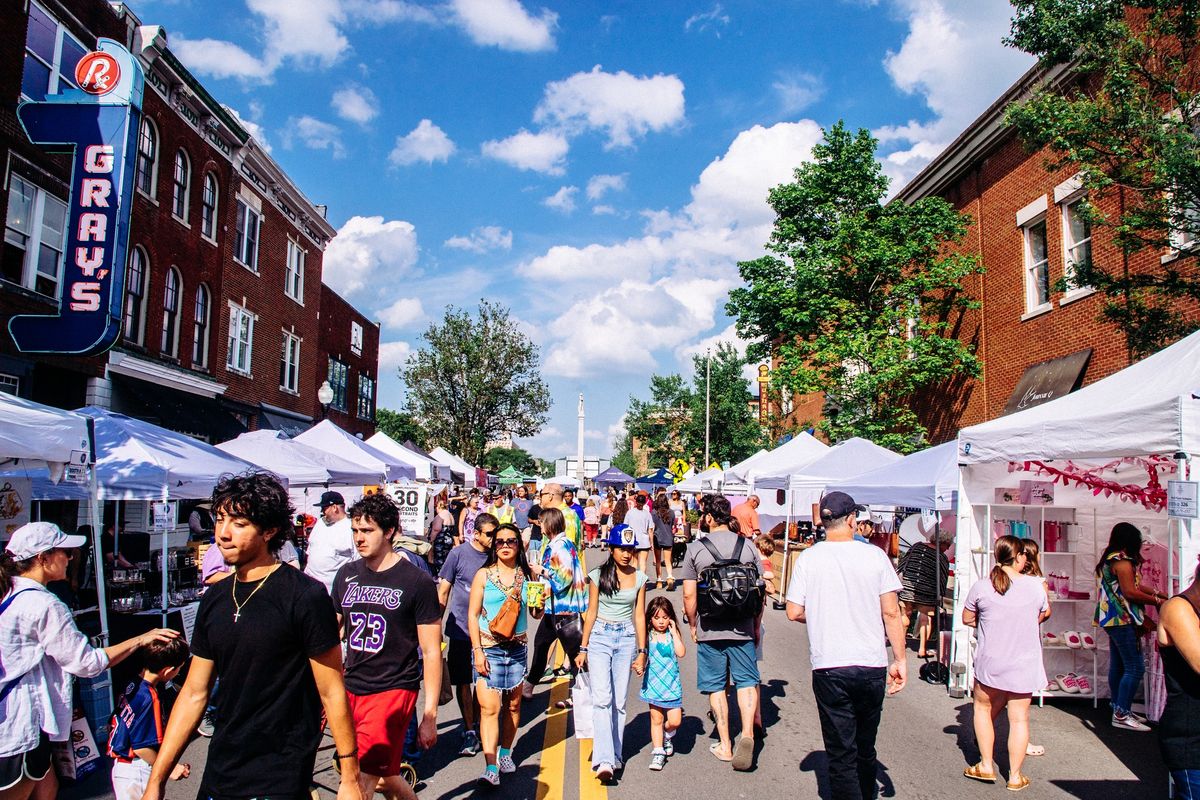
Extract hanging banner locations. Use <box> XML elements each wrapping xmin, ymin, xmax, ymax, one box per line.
<box><xmin>0</xmin><ymin>479</ymin><xmax>32</xmax><ymax>537</ymax></box>
<box><xmin>386</xmin><ymin>485</ymin><xmax>430</xmax><ymax>537</ymax></box>
<box><xmin>10</xmin><ymin>39</ymin><xmax>143</xmax><ymax>355</ymax></box>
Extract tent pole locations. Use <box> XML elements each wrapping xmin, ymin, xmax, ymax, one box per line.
<box><xmin>161</xmin><ymin>486</ymin><xmax>169</xmax><ymax>629</ymax></box>
<box><xmin>88</xmin><ymin>471</ymin><xmax>108</xmax><ymax>645</ymax></box>
<box><xmin>934</xmin><ymin>517</ymin><xmax>943</xmax><ymax>680</ymax></box>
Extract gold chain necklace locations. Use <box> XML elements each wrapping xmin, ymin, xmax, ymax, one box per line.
<box><xmin>232</xmin><ymin>563</ymin><xmax>280</xmax><ymax>622</ymax></box>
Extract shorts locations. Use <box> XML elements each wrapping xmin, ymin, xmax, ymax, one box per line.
<box><xmin>696</xmin><ymin>639</ymin><xmax>760</xmax><ymax>693</ymax></box>
<box><xmin>447</xmin><ymin>637</ymin><xmax>474</xmax><ymax>685</ymax></box>
<box><xmin>0</xmin><ymin>731</ymin><xmax>52</xmax><ymax>790</ymax></box>
<box><xmin>474</xmin><ymin>643</ymin><xmax>528</xmax><ymax>691</ymax></box>
<box><xmin>653</xmin><ymin>527</ymin><xmax>674</xmax><ymax>549</ymax></box>
<box><xmin>112</xmin><ymin>758</ymin><xmax>152</xmax><ymax>800</ymax></box>
<box><xmin>347</xmin><ymin>687</ymin><xmax>419</xmax><ymax>777</ymax></box>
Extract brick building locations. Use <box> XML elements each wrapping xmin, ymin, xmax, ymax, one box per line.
<box><xmin>317</xmin><ymin>284</ymin><xmax>379</xmax><ymax>437</ymax></box>
<box><xmin>1</xmin><ymin>0</ymin><xmax>378</xmax><ymax>440</ymax></box>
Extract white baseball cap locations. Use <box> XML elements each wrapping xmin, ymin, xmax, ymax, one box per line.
<box><xmin>5</xmin><ymin>521</ymin><xmax>87</xmax><ymax>560</ymax></box>
<box><xmin>856</xmin><ymin>508</ymin><xmax>873</xmax><ymax>522</ymax></box>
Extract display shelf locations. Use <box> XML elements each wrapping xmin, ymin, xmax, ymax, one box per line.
<box><xmin>1043</xmin><ymin>644</ymin><xmax>1100</xmax><ymax>651</ymax></box>
<box><xmin>1036</xmin><ymin>688</ymin><xmax>1097</xmax><ymax>700</ymax></box>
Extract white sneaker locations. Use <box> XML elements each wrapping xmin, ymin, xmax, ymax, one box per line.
<box><xmin>595</xmin><ymin>762</ymin><xmax>614</xmax><ymax>781</ymax></box>
<box><xmin>498</xmin><ymin>754</ymin><xmax>516</xmax><ymax>774</ymax></box>
<box><xmin>1112</xmin><ymin>713</ymin><xmax>1151</xmax><ymax>732</ymax></box>
<box><xmin>477</xmin><ymin>768</ymin><xmax>501</xmax><ymax>787</ymax></box>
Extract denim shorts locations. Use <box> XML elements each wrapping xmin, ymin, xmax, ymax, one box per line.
<box><xmin>474</xmin><ymin>643</ymin><xmax>528</xmax><ymax>691</ymax></box>
<box><xmin>696</xmin><ymin>639</ymin><xmax>760</xmax><ymax>693</ymax></box>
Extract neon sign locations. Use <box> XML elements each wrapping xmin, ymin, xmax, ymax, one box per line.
<box><xmin>9</xmin><ymin>39</ymin><xmax>143</xmax><ymax>355</ymax></box>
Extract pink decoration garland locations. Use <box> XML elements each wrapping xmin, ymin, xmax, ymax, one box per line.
<box><xmin>1008</xmin><ymin>456</ymin><xmax>1178</xmax><ymax>512</ymax></box>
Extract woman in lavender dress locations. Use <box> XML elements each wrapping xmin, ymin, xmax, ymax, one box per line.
<box><xmin>961</xmin><ymin>535</ymin><xmax>1050</xmax><ymax>792</ymax></box>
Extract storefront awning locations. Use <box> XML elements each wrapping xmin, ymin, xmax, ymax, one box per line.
<box><xmin>258</xmin><ymin>403</ymin><xmax>313</xmax><ymax>438</ymax></box>
<box><xmin>111</xmin><ymin>375</ymin><xmax>247</xmax><ymax>443</ymax></box>
<box><xmin>1002</xmin><ymin>348</ymin><xmax>1092</xmax><ymax>415</ymax></box>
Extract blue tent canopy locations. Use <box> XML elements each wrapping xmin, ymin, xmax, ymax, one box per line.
<box><xmin>635</xmin><ymin>467</ymin><xmax>674</xmax><ymax>488</ymax></box>
<box><xmin>593</xmin><ymin>466</ymin><xmax>635</xmax><ymax>486</ymax></box>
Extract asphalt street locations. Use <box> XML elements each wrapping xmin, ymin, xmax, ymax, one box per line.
<box><xmin>65</xmin><ymin>585</ymin><xmax>1168</xmax><ymax>800</ymax></box>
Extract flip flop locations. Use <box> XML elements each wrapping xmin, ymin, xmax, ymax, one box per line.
<box><xmin>554</xmin><ymin>698</ymin><xmax>574</xmax><ymax>709</ymax></box>
<box><xmin>963</xmin><ymin>763</ymin><xmax>997</xmax><ymax>783</ymax></box>
<box><xmin>732</xmin><ymin>736</ymin><xmax>754</xmax><ymax>771</ymax></box>
<box><xmin>708</xmin><ymin>742</ymin><xmax>732</xmax><ymax>762</ymax></box>
<box><xmin>1025</xmin><ymin>743</ymin><xmax>1045</xmax><ymax>757</ymax></box>
<box><xmin>1007</xmin><ymin>775</ymin><xmax>1031</xmax><ymax>792</ymax></box>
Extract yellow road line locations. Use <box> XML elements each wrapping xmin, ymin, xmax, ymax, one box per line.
<box><xmin>578</xmin><ymin>737</ymin><xmax>607</xmax><ymax>800</ymax></box>
<box><xmin>536</xmin><ymin>678</ymin><xmax>570</xmax><ymax>800</ymax></box>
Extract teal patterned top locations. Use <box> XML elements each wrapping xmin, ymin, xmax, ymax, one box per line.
<box><xmin>640</xmin><ymin>630</ymin><xmax>682</xmax><ymax>704</ymax></box>
<box><xmin>1094</xmin><ymin>552</ymin><xmax>1144</xmax><ymax>628</ymax></box>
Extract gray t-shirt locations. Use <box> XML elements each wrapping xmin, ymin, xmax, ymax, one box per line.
<box><xmin>438</xmin><ymin>543</ymin><xmax>488</xmax><ymax>639</ymax></box>
<box><xmin>679</xmin><ymin>529</ymin><xmax>759</xmax><ymax>642</ymax></box>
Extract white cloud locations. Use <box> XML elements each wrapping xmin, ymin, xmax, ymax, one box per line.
<box><xmin>378</xmin><ymin>297</ymin><xmax>426</xmax><ymax>329</ymax></box>
<box><xmin>586</xmin><ymin>173</ymin><xmax>627</xmax><ymax>201</ymax></box>
<box><xmin>607</xmin><ymin>413</ymin><xmax>628</xmax><ymax>449</ymax></box>
<box><xmin>444</xmin><ymin>226</ymin><xmax>513</xmax><ymax>253</ymax></box>
<box><xmin>684</xmin><ymin>4</ymin><xmax>730</xmax><ymax>36</ymax></box>
<box><xmin>773</xmin><ymin>71</ymin><xmax>824</xmax><ymax>115</ymax></box>
<box><xmin>592</xmin><ymin>205</ymin><xmax>616</xmax><ymax>216</ymax></box>
<box><xmin>481</xmin><ymin>129</ymin><xmax>569</xmax><ymax>174</ymax></box>
<box><xmin>283</xmin><ymin>116</ymin><xmax>345</xmax><ymax>158</ymax></box>
<box><xmin>389</xmin><ymin>119</ymin><xmax>457</xmax><ymax>166</ymax></box>
<box><xmin>449</xmin><ymin>0</ymin><xmax>557</xmax><ymax>52</ymax></box>
<box><xmin>674</xmin><ymin>323</ymin><xmax>761</xmax><ymax>383</ymax></box>
<box><xmin>542</xmin><ymin>186</ymin><xmax>578</xmax><ymax>214</ymax></box>
<box><xmin>378</xmin><ymin>340</ymin><xmax>414</xmax><ymax>370</ymax></box>
<box><xmin>875</xmin><ymin>0</ymin><xmax>1034</xmax><ymax>187</ymax></box>
<box><xmin>174</xmin><ymin>38</ymin><xmax>273</xmax><ymax>81</ymax></box>
<box><xmin>222</xmin><ymin>103</ymin><xmax>271</xmax><ymax>151</ymax></box>
<box><xmin>343</xmin><ymin>0</ymin><xmax>438</xmax><ymax>24</ymax></box>
<box><xmin>323</xmin><ymin>216</ymin><xmax>419</xmax><ymax>297</ymax></box>
<box><xmin>534</xmin><ymin>66</ymin><xmax>686</xmax><ymax>149</ymax></box>
<box><xmin>332</xmin><ymin>85</ymin><xmax>379</xmax><ymax>125</ymax></box>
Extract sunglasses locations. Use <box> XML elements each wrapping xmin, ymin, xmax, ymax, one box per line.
<box><xmin>494</xmin><ymin>538</ymin><xmax>520</xmax><ymax>547</ymax></box>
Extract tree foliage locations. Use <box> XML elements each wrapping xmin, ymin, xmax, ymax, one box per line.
<box><xmin>482</xmin><ymin>446</ymin><xmax>537</xmax><ymax>474</ymax></box>
<box><xmin>726</xmin><ymin>122</ymin><xmax>982</xmax><ymax>453</ymax></box>
<box><xmin>373</xmin><ymin>408</ymin><xmax>427</xmax><ymax>449</ymax></box>
<box><xmin>400</xmin><ymin>301</ymin><xmax>551</xmax><ymax>465</ymax></box>
<box><xmin>622</xmin><ymin>342</ymin><xmax>764</xmax><ymax>470</ymax></box>
<box><xmin>610</xmin><ymin>429</ymin><xmax>638</xmax><ymax>477</ymax></box>
<box><xmin>1005</xmin><ymin>0</ymin><xmax>1200</xmax><ymax>356</ymax></box>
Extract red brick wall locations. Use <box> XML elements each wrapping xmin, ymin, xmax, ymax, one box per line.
<box><xmin>317</xmin><ymin>284</ymin><xmax>378</xmax><ymax>437</ymax></box>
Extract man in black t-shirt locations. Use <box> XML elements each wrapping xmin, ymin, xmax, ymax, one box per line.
<box><xmin>143</xmin><ymin>472</ymin><xmax>364</xmax><ymax>800</ymax></box>
<box><xmin>333</xmin><ymin>493</ymin><xmax>442</xmax><ymax>800</ymax></box>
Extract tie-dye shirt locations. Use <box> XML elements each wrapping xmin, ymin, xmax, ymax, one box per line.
<box><xmin>541</xmin><ymin>533</ymin><xmax>587</xmax><ymax>615</ymax></box>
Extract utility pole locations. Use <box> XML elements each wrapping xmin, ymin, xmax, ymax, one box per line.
<box><xmin>704</xmin><ymin>347</ymin><xmax>711</xmax><ymax>467</ymax></box>
<box><xmin>576</xmin><ymin>393</ymin><xmax>585</xmax><ymax>485</ymax></box>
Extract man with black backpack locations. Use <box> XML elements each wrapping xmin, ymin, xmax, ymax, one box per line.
<box><xmin>680</xmin><ymin>495</ymin><xmax>764</xmax><ymax>771</ymax></box>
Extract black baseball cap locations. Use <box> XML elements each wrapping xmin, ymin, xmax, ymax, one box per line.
<box><xmin>819</xmin><ymin>491</ymin><xmax>859</xmax><ymax>521</ymax></box>
<box><xmin>317</xmin><ymin>491</ymin><xmax>345</xmax><ymax>509</ymax></box>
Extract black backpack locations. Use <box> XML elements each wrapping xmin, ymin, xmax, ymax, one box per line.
<box><xmin>696</xmin><ymin>536</ymin><xmax>764</xmax><ymax>621</ymax></box>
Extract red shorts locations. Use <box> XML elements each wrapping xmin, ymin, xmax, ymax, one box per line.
<box><xmin>347</xmin><ymin>687</ymin><xmax>418</xmax><ymax>776</ymax></box>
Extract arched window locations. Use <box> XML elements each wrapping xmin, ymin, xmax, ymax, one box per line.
<box><xmin>123</xmin><ymin>247</ymin><xmax>148</xmax><ymax>344</ymax></box>
<box><xmin>161</xmin><ymin>267</ymin><xmax>181</xmax><ymax>356</ymax></box>
<box><xmin>135</xmin><ymin>119</ymin><xmax>157</xmax><ymax>197</ymax></box>
<box><xmin>171</xmin><ymin>150</ymin><xmax>190</xmax><ymax>220</ymax></box>
<box><xmin>192</xmin><ymin>283</ymin><xmax>211</xmax><ymax>367</ymax></box>
<box><xmin>200</xmin><ymin>174</ymin><xmax>218</xmax><ymax>240</ymax></box>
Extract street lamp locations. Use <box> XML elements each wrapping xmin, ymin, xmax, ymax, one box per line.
<box><xmin>317</xmin><ymin>380</ymin><xmax>334</xmax><ymax>420</ymax></box>
<box><xmin>704</xmin><ymin>347</ymin><xmax>711</xmax><ymax>467</ymax></box>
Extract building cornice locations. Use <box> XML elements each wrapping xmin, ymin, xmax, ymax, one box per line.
<box><xmin>239</xmin><ymin>141</ymin><xmax>339</xmax><ymax>247</ymax></box>
<box><xmin>107</xmin><ymin>350</ymin><xmax>228</xmax><ymax>398</ymax></box>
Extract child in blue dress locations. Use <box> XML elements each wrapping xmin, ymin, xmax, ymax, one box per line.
<box><xmin>640</xmin><ymin>595</ymin><xmax>685</xmax><ymax>771</ymax></box>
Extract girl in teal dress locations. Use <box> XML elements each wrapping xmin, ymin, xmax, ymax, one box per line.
<box><xmin>640</xmin><ymin>596</ymin><xmax>686</xmax><ymax>771</ymax></box>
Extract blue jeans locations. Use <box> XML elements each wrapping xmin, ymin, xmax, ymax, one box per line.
<box><xmin>1105</xmin><ymin>624</ymin><xmax>1145</xmax><ymax>715</ymax></box>
<box><xmin>1173</xmin><ymin>770</ymin><xmax>1200</xmax><ymax>800</ymax></box>
<box><xmin>588</xmin><ymin>619</ymin><xmax>636</xmax><ymax>767</ymax></box>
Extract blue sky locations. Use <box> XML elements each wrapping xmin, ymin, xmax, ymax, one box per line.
<box><xmin>141</xmin><ymin>0</ymin><xmax>1033</xmax><ymax>461</ymax></box>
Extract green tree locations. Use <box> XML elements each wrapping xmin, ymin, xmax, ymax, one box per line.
<box><xmin>624</xmin><ymin>374</ymin><xmax>691</xmax><ymax>470</ymax></box>
<box><xmin>401</xmin><ymin>301</ymin><xmax>551</xmax><ymax>465</ymax></box>
<box><xmin>1005</xmin><ymin>0</ymin><xmax>1200</xmax><ymax>356</ymax></box>
<box><xmin>610</xmin><ymin>429</ymin><xmax>638</xmax><ymax>477</ymax></box>
<box><xmin>373</xmin><ymin>408</ymin><xmax>427</xmax><ymax>449</ymax></box>
<box><xmin>726</xmin><ymin>122</ymin><xmax>982</xmax><ymax>453</ymax></box>
<box><xmin>482</xmin><ymin>446</ymin><xmax>537</xmax><ymax>474</ymax></box>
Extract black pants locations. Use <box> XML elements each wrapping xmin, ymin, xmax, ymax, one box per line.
<box><xmin>527</xmin><ymin>613</ymin><xmax>583</xmax><ymax>684</ymax></box>
<box><xmin>812</xmin><ymin>666</ymin><xmax>887</xmax><ymax>800</ymax></box>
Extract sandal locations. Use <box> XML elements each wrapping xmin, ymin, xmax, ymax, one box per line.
<box><xmin>708</xmin><ymin>742</ymin><xmax>732</xmax><ymax>762</ymax></box>
<box><xmin>554</xmin><ymin>698</ymin><xmax>574</xmax><ymax>709</ymax></box>
<box><xmin>1007</xmin><ymin>775</ymin><xmax>1031</xmax><ymax>792</ymax></box>
<box><xmin>1025</xmin><ymin>743</ymin><xmax>1045</xmax><ymax>757</ymax></box>
<box><xmin>963</xmin><ymin>763</ymin><xmax>997</xmax><ymax>783</ymax></box>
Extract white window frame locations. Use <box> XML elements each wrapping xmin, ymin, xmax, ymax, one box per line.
<box><xmin>1059</xmin><ymin>196</ymin><xmax>1095</xmax><ymax>305</ymax></box>
<box><xmin>356</xmin><ymin>373</ymin><xmax>375</xmax><ymax>420</ymax></box>
<box><xmin>171</xmin><ymin>149</ymin><xmax>190</xmax><ymax>223</ymax></box>
<box><xmin>20</xmin><ymin>1</ymin><xmax>86</xmax><ymax>101</ymax></box>
<box><xmin>135</xmin><ymin>118</ymin><xmax>158</xmax><ymax>200</ymax></box>
<box><xmin>1021</xmin><ymin>216</ymin><xmax>1052</xmax><ymax>318</ymax></box>
<box><xmin>226</xmin><ymin>303</ymin><xmax>256</xmax><ymax>376</ymax></box>
<box><xmin>123</xmin><ymin>246</ymin><xmax>149</xmax><ymax>345</ymax></box>
<box><xmin>200</xmin><ymin>173</ymin><xmax>218</xmax><ymax>242</ymax></box>
<box><xmin>280</xmin><ymin>330</ymin><xmax>301</xmax><ymax>394</ymax></box>
<box><xmin>327</xmin><ymin>357</ymin><xmax>349</xmax><ymax>412</ymax></box>
<box><xmin>3</xmin><ymin>173</ymin><xmax>67</xmax><ymax>298</ymax></box>
<box><xmin>350</xmin><ymin>321</ymin><xmax>364</xmax><ymax>356</ymax></box>
<box><xmin>160</xmin><ymin>266</ymin><xmax>182</xmax><ymax>357</ymax></box>
<box><xmin>0</xmin><ymin>373</ymin><xmax>18</xmax><ymax>395</ymax></box>
<box><xmin>284</xmin><ymin>238</ymin><xmax>305</xmax><ymax>303</ymax></box>
<box><xmin>234</xmin><ymin>197</ymin><xmax>261</xmax><ymax>273</ymax></box>
<box><xmin>192</xmin><ymin>283</ymin><xmax>210</xmax><ymax>368</ymax></box>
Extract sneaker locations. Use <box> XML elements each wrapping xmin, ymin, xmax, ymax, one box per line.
<box><xmin>477</xmin><ymin>768</ymin><xmax>500</xmax><ymax>788</ymax></box>
<box><xmin>1112</xmin><ymin>713</ymin><xmax>1151</xmax><ymax>732</ymax></box>
<box><xmin>498</xmin><ymin>753</ymin><xmax>516</xmax><ymax>774</ymax></box>
<box><xmin>663</xmin><ymin>738</ymin><xmax>674</xmax><ymax>757</ymax></box>
<box><xmin>196</xmin><ymin>711</ymin><xmax>215</xmax><ymax>738</ymax></box>
<box><xmin>649</xmin><ymin>752</ymin><xmax>667</xmax><ymax>771</ymax></box>
<box><xmin>459</xmin><ymin>729</ymin><xmax>480</xmax><ymax>756</ymax></box>
<box><xmin>595</xmin><ymin>762</ymin><xmax>614</xmax><ymax>781</ymax></box>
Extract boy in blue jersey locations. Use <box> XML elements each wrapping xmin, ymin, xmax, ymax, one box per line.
<box><xmin>107</xmin><ymin>637</ymin><xmax>191</xmax><ymax>799</ymax></box>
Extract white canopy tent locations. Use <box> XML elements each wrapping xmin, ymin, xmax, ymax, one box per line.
<box><xmin>0</xmin><ymin>392</ymin><xmax>91</xmax><ymax>478</ymax></box>
<box><xmin>951</xmin><ymin>328</ymin><xmax>1200</xmax><ymax>707</ymax></box>
<box><xmin>829</xmin><ymin>440</ymin><xmax>959</xmax><ymax>511</ymax></box>
<box><xmin>217</xmin><ymin>430</ymin><xmax>381</xmax><ymax>487</ymax></box>
<box><xmin>726</xmin><ymin>433</ymin><xmax>829</xmax><ymax>491</ymax></box>
<box><xmin>366</xmin><ymin>432</ymin><xmax>451</xmax><ymax>482</ymax></box>
<box><xmin>295</xmin><ymin>420</ymin><xmax>416</xmax><ymax>482</ymax></box>
<box><xmin>430</xmin><ymin>446</ymin><xmax>479</xmax><ymax>487</ymax></box>
<box><xmin>538</xmin><ymin>474</ymin><xmax>581</xmax><ymax>489</ymax></box>
<box><xmin>674</xmin><ymin>466</ymin><xmax>725</xmax><ymax>494</ymax></box>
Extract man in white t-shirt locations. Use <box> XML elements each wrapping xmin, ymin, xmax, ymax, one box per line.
<box><xmin>621</xmin><ymin>493</ymin><xmax>654</xmax><ymax>571</ymax></box>
<box><xmin>786</xmin><ymin>491</ymin><xmax>907</xmax><ymax>800</ymax></box>
<box><xmin>303</xmin><ymin>491</ymin><xmax>358</xmax><ymax>593</ymax></box>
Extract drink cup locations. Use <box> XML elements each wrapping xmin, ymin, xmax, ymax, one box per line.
<box><xmin>526</xmin><ymin>580</ymin><xmax>546</xmax><ymax>609</ymax></box>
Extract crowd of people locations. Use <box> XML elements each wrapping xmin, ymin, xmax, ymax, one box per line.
<box><xmin>1</xmin><ymin>474</ymin><xmax>1199</xmax><ymax>800</ymax></box>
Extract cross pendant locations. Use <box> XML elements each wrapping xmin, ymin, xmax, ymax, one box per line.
<box><xmin>233</xmin><ymin>610</ymin><xmax>241</xmax><ymax>622</ymax></box>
